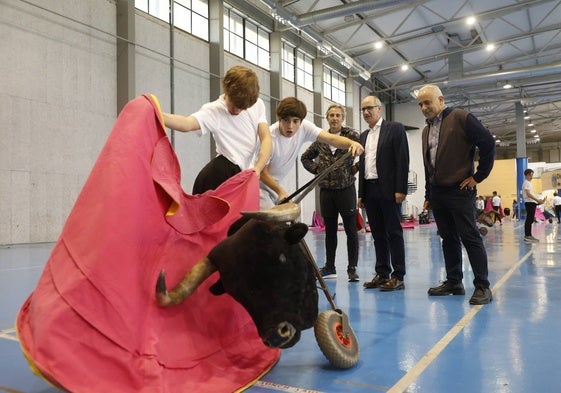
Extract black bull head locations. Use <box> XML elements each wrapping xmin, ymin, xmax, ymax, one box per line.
<box><xmin>156</xmin><ymin>203</ymin><xmax>319</xmax><ymax>349</ymax></box>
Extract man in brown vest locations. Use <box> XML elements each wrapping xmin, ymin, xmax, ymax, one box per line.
<box><xmin>417</xmin><ymin>84</ymin><xmax>496</xmax><ymax>305</ymax></box>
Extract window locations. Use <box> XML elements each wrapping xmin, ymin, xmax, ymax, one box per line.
<box><xmin>282</xmin><ymin>42</ymin><xmax>295</xmax><ymax>82</ymax></box>
<box><xmin>135</xmin><ymin>0</ymin><xmax>209</xmax><ymax>41</ymax></box>
<box><xmin>323</xmin><ymin>67</ymin><xmax>346</xmax><ymax>105</ymax></box>
<box><xmin>224</xmin><ymin>8</ymin><xmax>244</xmax><ymax>57</ymax></box>
<box><xmin>224</xmin><ymin>6</ymin><xmax>270</xmax><ymax>70</ymax></box>
<box><xmin>296</xmin><ymin>50</ymin><xmax>313</xmax><ymax>90</ymax></box>
<box><xmin>175</xmin><ymin>0</ymin><xmax>209</xmax><ymax>41</ymax></box>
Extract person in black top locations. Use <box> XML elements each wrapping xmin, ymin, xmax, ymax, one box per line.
<box><xmin>301</xmin><ymin>104</ymin><xmax>360</xmax><ymax>282</ymax></box>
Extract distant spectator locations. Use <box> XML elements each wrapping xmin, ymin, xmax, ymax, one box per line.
<box><xmin>522</xmin><ymin>169</ymin><xmax>546</xmax><ymax>242</ymax></box>
<box><xmin>491</xmin><ymin>191</ymin><xmax>502</xmax><ymax>225</ymax></box>
<box><xmin>512</xmin><ymin>199</ymin><xmax>519</xmax><ymax>221</ymax></box>
<box><xmin>553</xmin><ymin>192</ymin><xmax>561</xmax><ymax>224</ymax></box>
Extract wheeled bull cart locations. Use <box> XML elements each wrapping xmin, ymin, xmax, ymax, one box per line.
<box><xmin>278</xmin><ymin>151</ymin><xmax>360</xmax><ymax>369</ymax></box>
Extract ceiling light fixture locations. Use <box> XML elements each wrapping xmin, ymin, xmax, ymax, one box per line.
<box><xmin>486</xmin><ymin>43</ymin><xmax>495</xmax><ymax>51</ymax></box>
<box><xmin>466</xmin><ymin>16</ymin><xmax>476</xmax><ymax>25</ymax></box>
<box><xmin>270</xmin><ymin>8</ymin><xmax>288</xmax><ymax>25</ymax></box>
<box><xmin>341</xmin><ymin>56</ymin><xmax>352</xmax><ymax>69</ymax></box>
<box><xmin>503</xmin><ymin>82</ymin><xmax>513</xmax><ymax>89</ymax></box>
<box><xmin>374</xmin><ymin>41</ymin><xmax>384</xmax><ymax>50</ymax></box>
<box><xmin>317</xmin><ymin>42</ymin><xmax>332</xmax><ymax>55</ymax></box>
<box><xmin>401</xmin><ymin>64</ymin><xmax>409</xmax><ymax>71</ymax></box>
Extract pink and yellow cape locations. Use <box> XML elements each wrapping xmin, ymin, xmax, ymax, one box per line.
<box><xmin>16</xmin><ymin>94</ymin><xmax>279</xmax><ymax>392</ymax></box>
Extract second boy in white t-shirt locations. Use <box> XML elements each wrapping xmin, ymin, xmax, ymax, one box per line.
<box><xmin>259</xmin><ymin>97</ymin><xmax>363</xmax><ymax>208</ymax></box>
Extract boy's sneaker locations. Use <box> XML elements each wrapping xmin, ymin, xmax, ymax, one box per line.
<box><xmin>347</xmin><ymin>268</ymin><xmax>359</xmax><ymax>282</ymax></box>
<box><xmin>524</xmin><ymin>236</ymin><xmax>539</xmax><ymax>243</ymax></box>
<box><xmin>320</xmin><ymin>267</ymin><xmax>337</xmax><ymax>279</ymax></box>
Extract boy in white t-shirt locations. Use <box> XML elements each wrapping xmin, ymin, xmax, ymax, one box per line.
<box><xmin>259</xmin><ymin>97</ymin><xmax>363</xmax><ymax>208</ymax></box>
<box><xmin>162</xmin><ymin>65</ymin><xmax>272</xmax><ymax>194</ymax></box>
<box><xmin>522</xmin><ymin>168</ymin><xmax>546</xmax><ymax>242</ymax></box>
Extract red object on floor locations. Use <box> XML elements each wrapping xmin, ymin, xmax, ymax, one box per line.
<box><xmin>401</xmin><ymin>221</ymin><xmax>417</xmax><ymax>229</ymax></box>
<box><xmin>16</xmin><ymin>95</ymin><xmax>279</xmax><ymax>393</ymax></box>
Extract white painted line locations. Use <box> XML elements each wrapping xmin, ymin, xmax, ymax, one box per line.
<box><xmin>0</xmin><ymin>265</ymin><xmax>44</xmax><ymax>273</ymax></box>
<box><xmin>387</xmin><ymin>249</ymin><xmax>534</xmax><ymax>393</ymax></box>
<box><xmin>253</xmin><ymin>380</ymin><xmax>325</xmax><ymax>393</ymax></box>
<box><xmin>0</xmin><ymin>328</ymin><xmax>19</xmax><ymax>342</ymax></box>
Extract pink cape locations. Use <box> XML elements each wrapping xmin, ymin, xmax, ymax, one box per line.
<box><xmin>16</xmin><ymin>94</ymin><xmax>279</xmax><ymax>392</ymax></box>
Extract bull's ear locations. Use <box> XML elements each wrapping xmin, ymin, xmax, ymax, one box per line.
<box><xmin>284</xmin><ymin>222</ymin><xmax>308</xmax><ymax>244</ymax></box>
<box><xmin>209</xmin><ymin>279</ymin><xmax>226</xmax><ymax>295</ymax></box>
<box><xmin>227</xmin><ymin>216</ymin><xmax>251</xmax><ymax>236</ymax></box>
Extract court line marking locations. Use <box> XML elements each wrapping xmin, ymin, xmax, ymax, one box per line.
<box><xmin>0</xmin><ymin>328</ymin><xmax>18</xmax><ymax>342</ymax></box>
<box><xmin>387</xmin><ymin>248</ymin><xmax>534</xmax><ymax>393</ymax></box>
<box><xmin>0</xmin><ymin>265</ymin><xmax>45</xmax><ymax>273</ymax></box>
<box><xmin>253</xmin><ymin>380</ymin><xmax>324</xmax><ymax>392</ymax></box>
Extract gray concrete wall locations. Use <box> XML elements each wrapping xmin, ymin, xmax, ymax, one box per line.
<box><xmin>1</xmin><ymin>0</ymin><xmax>117</xmax><ymax>244</ymax></box>
<box><xmin>135</xmin><ymin>13</ymin><xmax>212</xmax><ymax>192</ymax></box>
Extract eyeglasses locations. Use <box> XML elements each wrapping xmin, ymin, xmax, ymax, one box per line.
<box><xmin>361</xmin><ymin>105</ymin><xmax>380</xmax><ymax>112</ymax></box>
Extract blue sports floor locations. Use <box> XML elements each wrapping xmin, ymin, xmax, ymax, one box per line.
<box><xmin>1</xmin><ymin>219</ymin><xmax>560</xmax><ymax>392</ymax></box>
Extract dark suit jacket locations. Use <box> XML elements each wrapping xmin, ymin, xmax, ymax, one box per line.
<box><xmin>358</xmin><ymin>120</ymin><xmax>410</xmax><ymax>201</ymax></box>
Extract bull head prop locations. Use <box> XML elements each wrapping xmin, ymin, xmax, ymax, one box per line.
<box><xmin>156</xmin><ymin>202</ymin><xmax>319</xmax><ymax>349</ymax></box>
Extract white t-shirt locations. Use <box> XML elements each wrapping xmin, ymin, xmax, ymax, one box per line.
<box><xmin>476</xmin><ymin>198</ymin><xmax>485</xmax><ymax>211</ymax></box>
<box><xmin>364</xmin><ymin>118</ymin><xmax>383</xmax><ymax>179</ymax></box>
<box><xmin>492</xmin><ymin>195</ymin><xmax>501</xmax><ymax>207</ymax></box>
<box><xmin>267</xmin><ymin>119</ymin><xmax>322</xmax><ymax>181</ymax></box>
<box><xmin>260</xmin><ymin>119</ymin><xmax>322</xmax><ymax>208</ymax></box>
<box><xmin>522</xmin><ymin>179</ymin><xmax>535</xmax><ymax>203</ymax></box>
<box><xmin>192</xmin><ymin>95</ymin><xmax>268</xmax><ymax>170</ymax></box>
<box><xmin>553</xmin><ymin>195</ymin><xmax>561</xmax><ymax>206</ymax></box>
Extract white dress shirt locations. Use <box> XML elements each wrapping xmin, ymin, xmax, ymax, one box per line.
<box><xmin>364</xmin><ymin>118</ymin><xmax>382</xmax><ymax>179</ymax></box>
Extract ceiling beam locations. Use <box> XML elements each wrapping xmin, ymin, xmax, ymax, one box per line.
<box><xmin>297</xmin><ymin>0</ymin><xmax>410</xmax><ymax>27</ymax></box>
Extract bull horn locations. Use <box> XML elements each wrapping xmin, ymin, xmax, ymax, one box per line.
<box><xmin>156</xmin><ymin>257</ymin><xmax>217</xmax><ymax>307</ymax></box>
<box><xmin>241</xmin><ymin>202</ymin><xmax>301</xmax><ymax>222</ymax></box>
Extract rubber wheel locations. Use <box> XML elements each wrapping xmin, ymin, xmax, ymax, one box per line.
<box><xmin>314</xmin><ymin>310</ymin><xmax>359</xmax><ymax>369</ymax></box>
<box><xmin>479</xmin><ymin>227</ymin><xmax>488</xmax><ymax>236</ymax></box>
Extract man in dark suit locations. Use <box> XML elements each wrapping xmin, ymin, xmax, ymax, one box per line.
<box><xmin>358</xmin><ymin>95</ymin><xmax>410</xmax><ymax>291</ymax></box>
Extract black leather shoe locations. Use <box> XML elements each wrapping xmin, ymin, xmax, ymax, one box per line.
<box><xmin>469</xmin><ymin>287</ymin><xmax>493</xmax><ymax>305</ymax></box>
<box><xmin>347</xmin><ymin>268</ymin><xmax>359</xmax><ymax>282</ymax></box>
<box><xmin>379</xmin><ymin>276</ymin><xmax>404</xmax><ymax>291</ymax></box>
<box><xmin>363</xmin><ymin>274</ymin><xmax>389</xmax><ymax>288</ymax></box>
<box><xmin>428</xmin><ymin>281</ymin><xmax>465</xmax><ymax>296</ymax></box>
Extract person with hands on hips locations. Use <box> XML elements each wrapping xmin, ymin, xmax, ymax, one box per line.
<box><xmin>418</xmin><ymin>84</ymin><xmax>496</xmax><ymax>305</ymax></box>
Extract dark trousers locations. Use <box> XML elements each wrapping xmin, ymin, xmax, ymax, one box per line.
<box><xmin>555</xmin><ymin>205</ymin><xmax>561</xmax><ymax>223</ymax></box>
<box><xmin>320</xmin><ymin>185</ymin><xmax>358</xmax><ymax>270</ymax></box>
<box><xmin>524</xmin><ymin>202</ymin><xmax>537</xmax><ymax>236</ymax></box>
<box><xmin>363</xmin><ymin>181</ymin><xmax>406</xmax><ymax>280</ymax></box>
<box><xmin>429</xmin><ymin>186</ymin><xmax>489</xmax><ymax>288</ymax></box>
<box><xmin>192</xmin><ymin>155</ymin><xmax>241</xmax><ymax>194</ymax></box>
<box><xmin>492</xmin><ymin>205</ymin><xmax>502</xmax><ymax>222</ymax></box>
